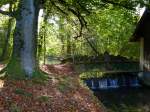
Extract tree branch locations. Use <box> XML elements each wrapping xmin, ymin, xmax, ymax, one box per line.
<box><xmin>76</xmin><ymin>0</ymin><xmax>90</xmax><ymax>15</ymax></box>
<box><xmin>0</xmin><ymin>9</ymin><xmax>14</xmax><ymax>17</ymax></box>
<box><xmin>56</xmin><ymin>0</ymin><xmax>88</xmax><ymax>39</ymax></box>
<box><xmin>101</xmin><ymin>0</ymin><xmax>135</xmax><ymax>10</ymax></box>
<box><xmin>66</xmin><ymin>7</ymin><xmax>87</xmax><ymax>39</ymax></box>
<box><xmin>51</xmin><ymin>0</ymin><xmax>68</xmax><ymax>15</ymax></box>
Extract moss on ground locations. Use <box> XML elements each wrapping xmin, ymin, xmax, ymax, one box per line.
<box><xmin>10</xmin><ymin>103</ymin><xmax>22</xmax><ymax>112</ymax></box>
<box><xmin>14</xmin><ymin>88</ymin><xmax>33</xmax><ymax>97</ymax></box>
<box><xmin>57</xmin><ymin>76</ymin><xmax>72</xmax><ymax>93</ymax></box>
<box><xmin>0</xmin><ymin>58</ymin><xmax>49</xmax><ymax>84</ymax></box>
<box><xmin>37</xmin><ymin>95</ymin><xmax>51</xmax><ymax>103</ymax></box>
<box><xmin>6</xmin><ymin>58</ymin><xmax>26</xmax><ymax>80</ymax></box>
<box><xmin>31</xmin><ymin>71</ymin><xmax>50</xmax><ymax>84</ymax></box>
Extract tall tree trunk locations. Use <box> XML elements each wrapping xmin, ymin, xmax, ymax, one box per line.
<box><xmin>9</xmin><ymin>0</ymin><xmax>40</xmax><ymax>77</ymax></box>
<box><xmin>60</xmin><ymin>35</ymin><xmax>65</xmax><ymax>55</ymax></box>
<box><xmin>0</xmin><ymin>18</ymin><xmax>13</xmax><ymax>61</ymax></box>
<box><xmin>66</xmin><ymin>33</ymin><xmax>71</xmax><ymax>56</ymax></box>
<box><xmin>43</xmin><ymin>32</ymin><xmax>46</xmax><ymax>65</ymax></box>
<box><xmin>0</xmin><ymin>4</ymin><xmax>13</xmax><ymax>61</ymax></box>
<box><xmin>43</xmin><ymin>15</ymin><xmax>48</xmax><ymax>65</ymax></box>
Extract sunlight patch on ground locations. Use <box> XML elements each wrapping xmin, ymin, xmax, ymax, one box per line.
<box><xmin>0</xmin><ymin>64</ymin><xmax>6</xmax><ymax>78</ymax></box>
<box><xmin>0</xmin><ymin>64</ymin><xmax>5</xmax><ymax>71</ymax></box>
<box><xmin>0</xmin><ymin>66</ymin><xmax>3</xmax><ymax>71</ymax></box>
<box><xmin>0</xmin><ymin>80</ymin><xmax>4</xmax><ymax>91</ymax></box>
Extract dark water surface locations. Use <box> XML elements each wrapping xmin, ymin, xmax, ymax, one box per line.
<box><xmin>82</xmin><ymin>71</ymin><xmax>150</xmax><ymax>112</ymax></box>
<box><xmin>94</xmin><ymin>87</ymin><xmax>150</xmax><ymax>112</ymax></box>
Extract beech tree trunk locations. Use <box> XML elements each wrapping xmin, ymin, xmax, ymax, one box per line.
<box><xmin>11</xmin><ymin>0</ymin><xmax>40</xmax><ymax>77</ymax></box>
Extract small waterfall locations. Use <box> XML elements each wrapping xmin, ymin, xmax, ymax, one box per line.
<box><xmin>109</xmin><ymin>79</ymin><xmax>119</xmax><ymax>88</ymax></box>
<box><xmin>91</xmin><ymin>80</ymin><xmax>96</xmax><ymax>89</ymax></box>
<box><xmin>98</xmin><ymin>79</ymin><xmax>108</xmax><ymax>89</ymax></box>
<box><xmin>83</xmin><ymin>72</ymin><xmax>141</xmax><ymax>90</ymax></box>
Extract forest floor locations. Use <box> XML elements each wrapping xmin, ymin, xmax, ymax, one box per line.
<box><xmin>0</xmin><ymin>63</ymin><xmax>105</xmax><ymax>112</ymax></box>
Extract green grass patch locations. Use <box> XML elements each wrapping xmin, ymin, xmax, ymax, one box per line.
<box><xmin>57</xmin><ymin>77</ymin><xmax>72</xmax><ymax>93</ymax></box>
<box><xmin>80</xmin><ymin>71</ymin><xmax>138</xmax><ymax>79</ymax></box>
<box><xmin>31</xmin><ymin>70</ymin><xmax>50</xmax><ymax>85</ymax></box>
<box><xmin>37</xmin><ymin>95</ymin><xmax>51</xmax><ymax>103</ymax></box>
<box><xmin>80</xmin><ymin>71</ymin><xmax>105</xmax><ymax>79</ymax></box>
<box><xmin>14</xmin><ymin>88</ymin><xmax>33</xmax><ymax>97</ymax></box>
<box><xmin>10</xmin><ymin>103</ymin><xmax>22</xmax><ymax>112</ymax></box>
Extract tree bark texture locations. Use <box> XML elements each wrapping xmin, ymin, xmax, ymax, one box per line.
<box><xmin>12</xmin><ymin>0</ymin><xmax>40</xmax><ymax>77</ymax></box>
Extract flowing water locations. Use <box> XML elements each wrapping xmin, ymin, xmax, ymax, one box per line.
<box><xmin>84</xmin><ymin>74</ymin><xmax>141</xmax><ymax>90</ymax></box>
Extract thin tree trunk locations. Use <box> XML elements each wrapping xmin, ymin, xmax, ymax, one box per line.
<box><xmin>61</xmin><ymin>35</ymin><xmax>65</xmax><ymax>55</ymax></box>
<box><xmin>43</xmin><ymin>15</ymin><xmax>48</xmax><ymax>65</ymax></box>
<box><xmin>66</xmin><ymin>33</ymin><xmax>71</xmax><ymax>56</ymax></box>
<box><xmin>43</xmin><ymin>33</ymin><xmax>46</xmax><ymax>65</ymax></box>
<box><xmin>59</xmin><ymin>23</ymin><xmax>65</xmax><ymax>56</ymax></box>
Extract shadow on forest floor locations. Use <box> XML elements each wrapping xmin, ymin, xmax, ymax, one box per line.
<box><xmin>94</xmin><ymin>87</ymin><xmax>150</xmax><ymax>112</ymax></box>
